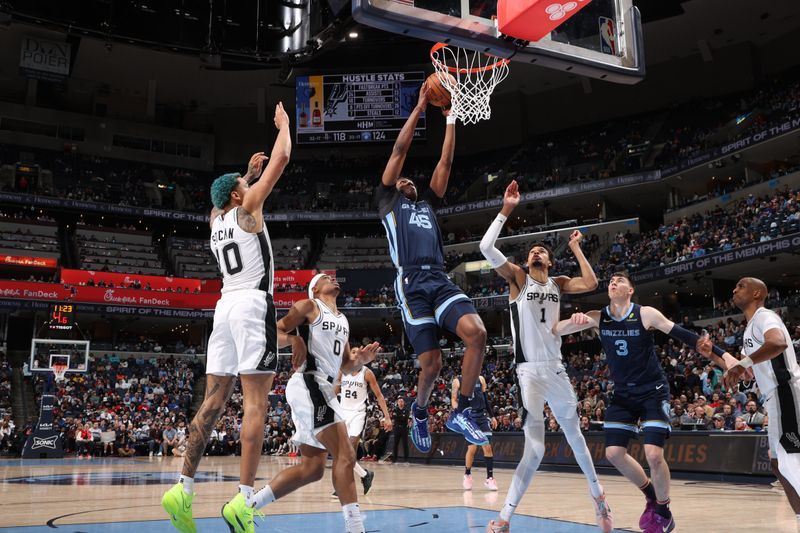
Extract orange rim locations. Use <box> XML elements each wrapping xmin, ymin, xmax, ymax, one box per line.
<box><xmin>430</xmin><ymin>42</ymin><xmax>510</xmax><ymax>74</ymax></box>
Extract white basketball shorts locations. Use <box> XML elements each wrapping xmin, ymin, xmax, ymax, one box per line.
<box><xmin>516</xmin><ymin>360</ymin><xmax>580</xmax><ymax>422</ymax></box>
<box><xmin>206</xmin><ymin>289</ymin><xmax>278</xmax><ymax>376</ymax></box>
<box><xmin>286</xmin><ymin>372</ymin><xmax>344</xmax><ymax>450</ymax></box>
<box><xmin>342</xmin><ymin>408</ymin><xmax>367</xmax><ymax>438</ymax></box>
<box><xmin>765</xmin><ymin>382</ymin><xmax>800</xmax><ymax>494</ymax></box>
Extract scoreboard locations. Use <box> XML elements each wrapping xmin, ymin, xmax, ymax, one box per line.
<box><xmin>295</xmin><ymin>71</ymin><xmax>426</xmax><ymax>144</ymax></box>
<box><xmin>48</xmin><ymin>303</ymin><xmax>75</xmax><ymax>331</ymax></box>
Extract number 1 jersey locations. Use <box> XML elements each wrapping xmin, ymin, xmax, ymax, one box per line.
<box><xmin>210</xmin><ymin>206</ymin><xmax>274</xmax><ymax>294</ymax></box>
<box><xmin>509</xmin><ymin>276</ymin><xmax>563</xmax><ymax>363</ymax></box>
<box><xmin>378</xmin><ymin>185</ymin><xmax>445</xmax><ymax>268</ymax></box>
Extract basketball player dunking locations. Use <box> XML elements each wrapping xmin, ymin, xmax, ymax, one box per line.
<box><xmin>335</xmin><ymin>351</ymin><xmax>393</xmax><ymax>496</ymax></box>
<box><xmin>700</xmin><ymin>277</ymin><xmax>800</xmax><ymax>527</ymax></box>
<box><xmin>242</xmin><ymin>273</ymin><xmax>380</xmax><ymax>533</ymax></box>
<box><xmin>556</xmin><ymin>272</ymin><xmax>739</xmax><ymax>533</ymax></box>
<box><xmin>162</xmin><ymin>103</ymin><xmax>291</xmax><ymax>533</ymax></box>
<box><xmin>451</xmin><ymin>374</ymin><xmax>498</xmax><ymax>491</ymax></box>
<box><xmin>378</xmin><ymin>84</ymin><xmax>488</xmax><ymax>451</ymax></box>
<box><xmin>480</xmin><ymin>180</ymin><xmax>612</xmax><ymax>533</ymax></box>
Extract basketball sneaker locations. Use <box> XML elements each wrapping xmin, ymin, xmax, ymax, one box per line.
<box><xmin>486</xmin><ymin>519</ymin><xmax>510</xmax><ymax>532</ymax></box>
<box><xmin>362</xmin><ymin>470</ymin><xmax>375</xmax><ymax>495</ymax></box>
<box><xmin>221</xmin><ymin>493</ymin><xmax>264</xmax><ymax>533</ymax></box>
<box><xmin>484</xmin><ymin>477</ymin><xmax>498</xmax><ymax>491</ymax></box>
<box><xmin>446</xmin><ymin>407</ymin><xmax>489</xmax><ymax>446</ymax></box>
<box><xmin>644</xmin><ymin>513</ymin><xmax>675</xmax><ymax>533</ymax></box>
<box><xmin>463</xmin><ymin>474</ymin><xmax>473</xmax><ymax>490</ymax></box>
<box><xmin>591</xmin><ymin>493</ymin><xmax>613</xmax><ymax>533</ymax></box>
<box><xmin>410</xmin><ymin>401</ymin><xmax>432</xmax><ymax>453</ymax></box>
<box><xmin>639</xmin><ymin>499</ymin><xmax>656</xmax><ymax>530</ymax></box>
<box><xmin>161</xmin><ymin>482</ymin><xmax>196</xmax><ymax>533</ymax></box>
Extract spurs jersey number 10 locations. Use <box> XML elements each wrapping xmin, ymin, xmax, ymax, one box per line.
<box><xmin>340</xmin><ymin>367</ymin><xmax>368</xmax><ymax>411</ymax></box>
<box><xmin>299</xmin><ymin>299</ymin><xmax>350</xmax><ymax>381</ymax></box>
<box><xmin>510</xmin><ymin>276</ymin><xmax>562</xmax><ymax>363</ymax></box>
<box><xmin>210</xmin><ymin>207</ymin><xmax>274</xmax><ymax>294</ymax></box>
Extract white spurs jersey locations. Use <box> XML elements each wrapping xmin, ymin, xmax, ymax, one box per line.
<box><xmin>298</xmin><ymin>299</ymin><xmax>350</xmax><ymax>381</ymax></box>
<box><xmin>340</xmin><ymin>367</ymin><xmax>368</xmax><ymax>411</ymax></box>
<box><xmin>210</xmin><ymin>207</ymin><xmax>274</xmax><ymax>294</ymax></box>
<box><xmin>743</xmin><ymin>307</ymin><xmax>800</xmax><ymax>396</ymax></box>
<box><xmin>509</xmin><ymin>275</ymin><xmax>562</xmax><ymax>363</ymax></box>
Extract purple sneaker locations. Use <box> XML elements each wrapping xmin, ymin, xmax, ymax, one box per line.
<box><xmin>644</xmin><ymin>512</ymin><xmax>675</xmax><ymax>533</ymax></box>
<box><xmin>639</xmin><ymin>499</ymin><xmax>656</xmax><ymax>530</ymax></box>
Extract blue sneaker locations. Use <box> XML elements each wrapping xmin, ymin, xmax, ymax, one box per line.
<box><xmin>409</xmin><ymin>401</ymin><xmax>432</xmax><ymax>453</ymax></box>
<box><xmin>446</xmin><ymin>407</ymin><xmax>488</xmax><ymax>446</ymax></box>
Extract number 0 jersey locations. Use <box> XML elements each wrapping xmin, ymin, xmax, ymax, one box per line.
<box><xmin>378</xmin><ymin>185</ymin><xmax>445</xmax><ymax>268</ymax></box>
<box><xmin>298</xmin><ymin>299</ymin><xmax>350</xmax><ymax>381</ymax></box>
<box><xmin>210</xmin><ymin>207</ymin><xmax>274</xmax><ymax>294</ymax></box>
<box><xmin>599</xmin><ymin>303</ymin><xmax>667</xmax><ymax>391</ymax></box>
<box><xmin>510</xmin><ymin>276</ymin><xmax>563</xmax><ymax>363</ymax></box>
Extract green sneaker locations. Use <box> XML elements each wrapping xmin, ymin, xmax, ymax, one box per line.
<box><xmin>161</xmin><ymin>483</ymin><xmax>197</xmax><ymax>533</ymax></box>
<box><xmin>221</xmin><ymin>493</ymin><xmax>264</xmax><ymax>533</ymax></box>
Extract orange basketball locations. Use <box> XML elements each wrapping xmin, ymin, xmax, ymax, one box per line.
<box><xmin>425</xmin><ymin>73</ymin><xmax>454</xmax><ymax>108</ymax></box>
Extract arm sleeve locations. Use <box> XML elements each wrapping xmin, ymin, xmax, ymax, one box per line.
<box><xmin>668</xmin><ymin>324</ymin><xmax>726</xmax><ymax>357</ymax></box>
<box><xmin>479</xmin><ymin>213</ymin><xmax>508</xmax><ymax>268</ymax></box>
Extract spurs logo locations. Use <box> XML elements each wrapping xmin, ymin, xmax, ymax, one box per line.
<box><xmin>316</xmin><ymin>406</ymin><xmax>328</xmax><ymax>423</ymax></box>
<box><xmin>786</xmin><ymin>432</ymin><xmax>800</xmax><ymax>450</ymax></box>
<box><xmin>545</xmin><ymin>2</ymin><xmax>578</xmax><ymax>21</ymax></box>
<box><xmin>261</xmin><ymin>351</ymin><xmax>276</xmax><ymax>367</ymax></box>
<box><xmin>32</xmin><ymin>436</ymin><xmax>58</xmax><ymax>449</ymax></box>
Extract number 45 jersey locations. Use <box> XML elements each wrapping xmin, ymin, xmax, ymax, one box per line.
<box><xmin>210</xmin><ymin>206</ymin><xmax>274</xmax><ymax>294</ymax></box>
<box><xmin>378</xmin><ymin>185</ymin><xmax>445</xmax><ymax>268</ymax></box>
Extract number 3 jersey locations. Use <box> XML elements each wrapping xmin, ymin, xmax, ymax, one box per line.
<box><xmin>378</xmin><ymin>185</ymin><xmax>444</xmax><ymax>268</ymax></box>
<box><xmin>510</xmin><ymin>276</ymin><xmax>563</xmax><ymax>363</ymax></box>
<box><xmin>599</xmin><ymin>303</ymin><xmax>667</xmax><ymax>391</ymax></box>
<box><xmin>210</xmin><ymin>207</ymin><xmax>274</xmax><ymax>294</ymax></box>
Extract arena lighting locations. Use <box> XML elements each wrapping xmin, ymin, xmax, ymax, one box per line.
<box><xmin>348</xmin><ymin>31</ymin><xmax>359</xmax><ymax>38</ymax></box>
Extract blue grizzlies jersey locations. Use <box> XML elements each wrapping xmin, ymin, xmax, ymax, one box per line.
<box><xmin>378</xmin><ymin>185</ymin><xmax>445</xmax><ymax>268</ymax></box>
<box><xmin>599</xmin><ymin>303</ymin><xmax>667</xmax><ymax>390</ymax></box>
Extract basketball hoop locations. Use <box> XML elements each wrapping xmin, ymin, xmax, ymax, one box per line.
<box><xmin>430</xmin><ymin>42</ymin><xmax>510</xmax><ymax>125</ymax></box>
<box><xmin>51</xmin><ymin>363</ymin><xmax>68</xmax><ymax>383</ymax></box>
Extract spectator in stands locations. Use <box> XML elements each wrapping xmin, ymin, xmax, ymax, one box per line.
<box><xmin>162</xmin><ymin>423</ymin><xmax>177</xmax><ymax>456</ymax></box>
<box><xmin>742</xmin><ymin>401</ymin><xmax>767</xmax><ymax>427</ymax></box>
<box><xmin>734</xmin><ymin>417</ymin><xmax>753</xmax><ymax>432</ymax></box>
<box><xmin>76</xmin><ymin>423</ymin><xmax>92</xmax><ymax>458</ymax></box>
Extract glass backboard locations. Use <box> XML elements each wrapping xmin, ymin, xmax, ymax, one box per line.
<box><xmin>352</xmin><ymin>0</ymin><xmax>644</xmax><ymax>83</ymax></box>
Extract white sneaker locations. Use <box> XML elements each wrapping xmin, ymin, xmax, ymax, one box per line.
<box><xmin>149</xmin><ymin>451</ymin><xmax>154</xmax><ymax>457</ymax></box>
<box><xmin>591</xmin><ymin>493</ymin><xmax>614</xmax><ymax>533</ymax></box>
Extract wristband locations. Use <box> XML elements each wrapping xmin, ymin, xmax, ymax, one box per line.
<box><xmin>738</xmin><ymin>356</ymin><xmax>754</xmax><ymax>369</ymax></box>
<box><xmin>446</xmin><ymin>115</ymin><xmax>457</xmax><ymax>125</ymax></box>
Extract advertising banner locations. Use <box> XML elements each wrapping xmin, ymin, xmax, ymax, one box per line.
<box><xmin>60</xmin><ymin>269</ymin><xmax>220</xmax><ymax>292</ymax></box>
<box><xmin>0</xmin><ymin>255</ymin><xmax>58</xmax><ymax>268</ymax></box>
<box><xmin>19</xmin><ymin>36</ymin><xmax>71</xmax><ymax>83</ymax></box>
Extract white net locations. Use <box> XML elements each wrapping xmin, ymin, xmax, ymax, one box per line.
<box><xmin>431</xmin><ymin>43</ymin><xmax>510</xmax><ymax>125</ymax></box>
<box><xmin>52</xmin><ymin>364</ymin><xmax>68</xmax><ymax>382</ymax></box>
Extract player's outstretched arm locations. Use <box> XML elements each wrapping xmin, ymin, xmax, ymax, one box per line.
<box><xmin>381</xmin><ymin>84</ymin><xmax>428</xmax><ymax>187</ymax></box>
<box><xmin>428</xmin><ymin>109</ymin><xmax>455</xmax><ymax>198</ymax></box>
<box><xmin>554</xmin><ymin>310</ymin><xmax>601</xmax><ymax>336</ymax></box>
<box><xmin>242</xmin><ymin>102</ymin><xmax>292</xmax><ymax>213</ymax></box>
<box><xmin>277</xmin><ymin>299</ymin><xmax>318</xmax><ymax>369</ymax></box>
<box><xmin>366</xmin><ymin>368</ymin><xmax>393</xmax><ymax>431</ymax></box>
<box><xmin>342</xmin><ymin>341</ymin><xmax>381</xmax><ymax>373</ymax></box>
<box><xmin>555</xmin><ymin>231</ymin><xmax>599</xmax><ymax>294</ymax></box>
<box><xmin>480</xmin><ymin>180</ymin><xmax>526</xmax><ymax>297</ymax></box>
<box><xmin>640</xmin><ymin>306</ymin><xmax>736</xmax><ymax>370</ymax></box>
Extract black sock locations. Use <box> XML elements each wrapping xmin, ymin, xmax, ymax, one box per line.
<box><xmin>655</xmin><ymin>499</ymin><xmax>671</xmax><ymax>518</ymax></box>
<box><xmin>639</xmin><ymin>480</ymin><xmax>657</xmax><ymax>501</ymax></box>
<box><xmin>465</xmin><ymin>467</ymin><xmax>471</xmax><ymax>475</ymax></box>
<box><xmin>457</xmin><ymin>394</ymin><xmax>472</xmax><ymax>413</ymax></box>
<box><xmin>414</xmin><ymin>402</ymin><xmax>428</xmax><ymax>420</ymax></box>
<box><xmin>486</xmin><ymin>457</ymin><xmax>494</xmax><ymax>479</ymax></box>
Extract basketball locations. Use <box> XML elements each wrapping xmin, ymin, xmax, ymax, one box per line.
<box><xmin>425</xmin><ymin>72</ymin><xmax>453</xmax><ymax>108</ymax></box>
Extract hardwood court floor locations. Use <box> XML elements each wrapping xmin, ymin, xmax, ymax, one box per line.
<box><xmin>0</xmin><ymin>455</ymin><xmax>797</xmax><ymax>532</ymax></box>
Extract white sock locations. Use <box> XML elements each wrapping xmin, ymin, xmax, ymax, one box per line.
<box><xmin>499</xmin><ymin>503</ymin><xmax>517</xmax><ymax>523</ymax></box>
<box><xmin>354</xmin><ymin>462</ymin><xmax>368</xmax><ymax>479</ymax></box>
<box><xmin>252</xmin><ymin>485</ymin><xmax>276</xmax><ymax>509</ymax></box>
<box><xmin>342</xmin><ymin>503</ymin><xmax>365</xmax><ymax>533</ymax></box>
<box><xmin>239</xmin><ymin>485</ymin><xmax>255</xmax><ymax>506</ymax></box>
<box><xmin>179</xmin><ymin>475</ymin><xmax>194</xmax><ymax>495</ymax></box>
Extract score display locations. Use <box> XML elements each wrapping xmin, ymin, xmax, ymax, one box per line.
<box><xmin>49</xmin><ymin>303</ymin><xmax>75</xmax><ymax>331</ymax></box>
<box><xmin>295</xmin><ymin>72</ymin><xmax>426</xmax><ymax>144</ymax></box>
